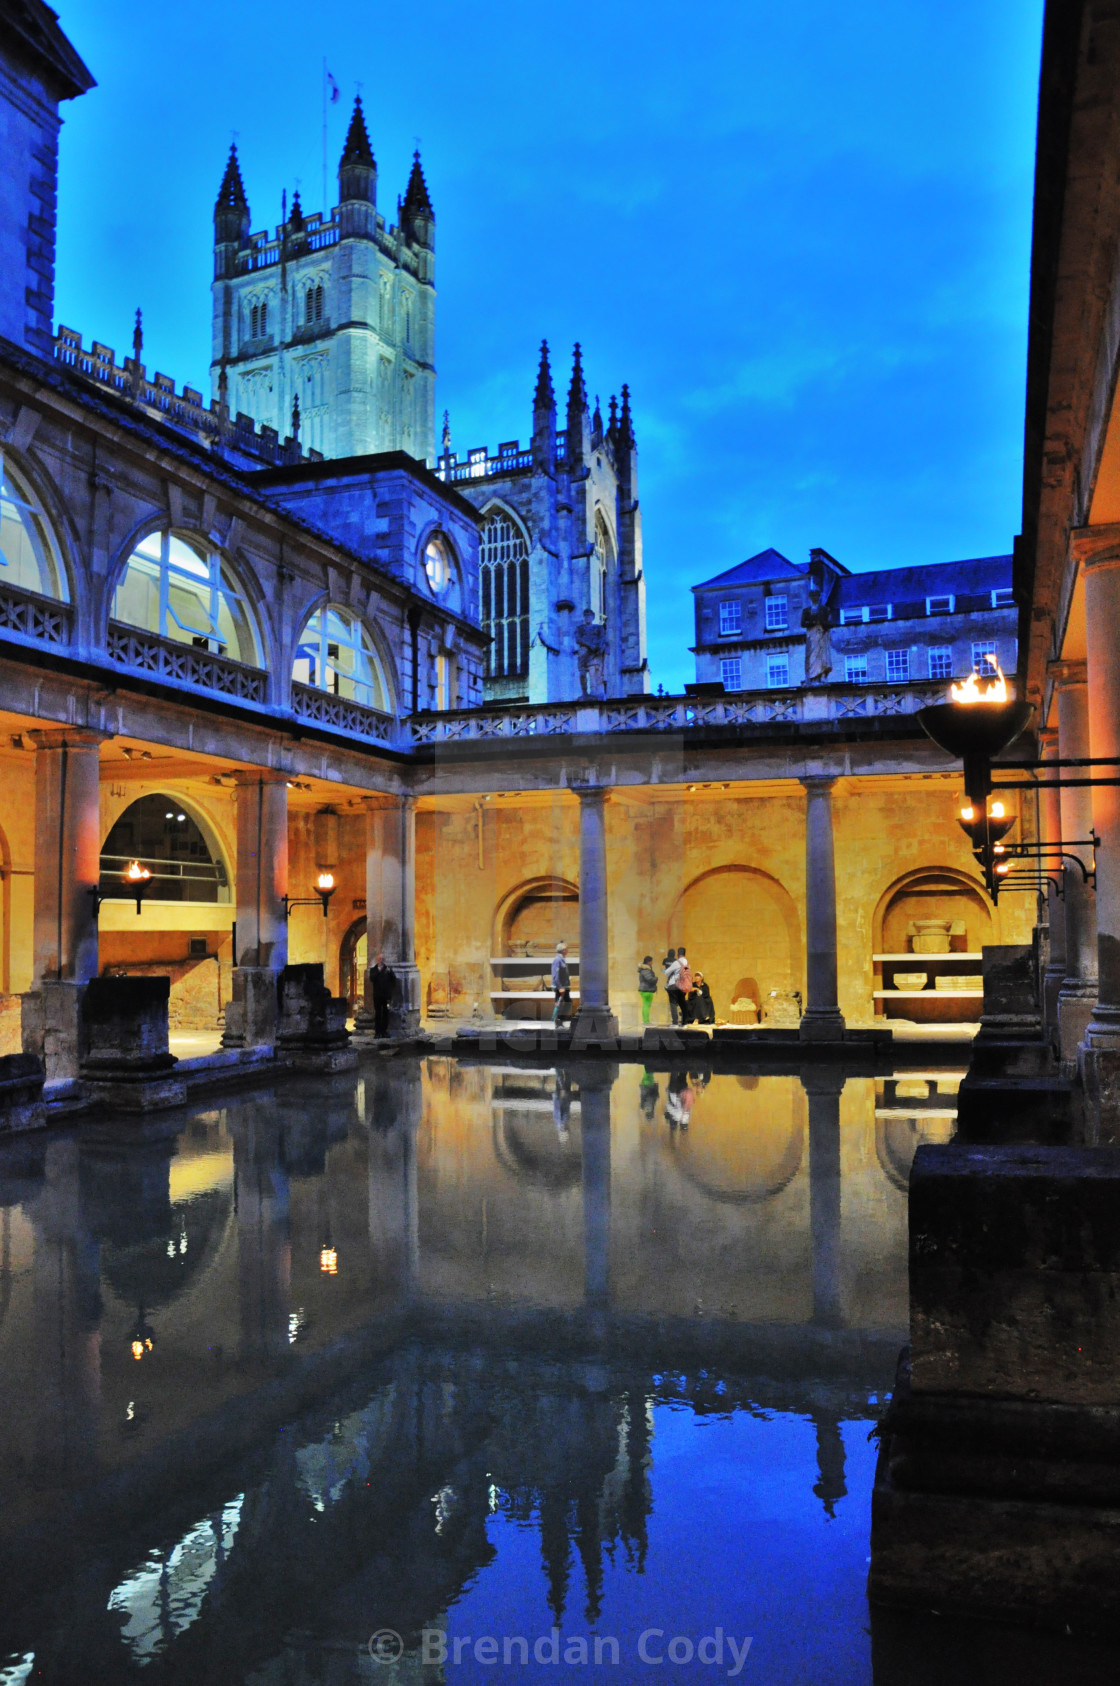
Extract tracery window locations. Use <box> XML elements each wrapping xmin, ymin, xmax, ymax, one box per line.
<box><xmin>592</xmin><ymin>512</ymin><xmax>611</xmax><ymax>624</ymax></box>
<box><xmin>305</xmin><ymin>284</ymin><xmax>324</xmax><ymax>325</ymax></box>
<box><xmin>260</xmin><ymin>299</ymin><xmax>268</xmax><ymax>335</ymax></box>
<box><xmin>0</xmin><ymin>453</ymin><xmax>68</xmax><ymax>601</ymax></box>
<box><xmin>250</xmin><ymin>303</ymin><xmax>258</xmax><ymax>338</ymax></box>
<box><xmin>480</xmin><ymin>513</ymin><xmax>529</xmax><ymax>678</ymax></box>
<box><xmin>112</xmin><ymin>531</ymin><xmax>261</xmax><ymax>666</ymax></box>
<box><xmin>292</xmin><ymin>604</ymin><xmax>390</xmax><ymax>711</ymax></box>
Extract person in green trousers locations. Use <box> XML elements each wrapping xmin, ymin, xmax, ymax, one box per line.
<box><xmin>637</xmin><ymin>955</ymin><xmax>658</xmax><ymax>1024</ymax></box>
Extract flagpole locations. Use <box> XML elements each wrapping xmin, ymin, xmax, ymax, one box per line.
<box><xmin>322</xmin><ymin>57</ymin><xmax>327</xmax><ymax>215</ymax></box>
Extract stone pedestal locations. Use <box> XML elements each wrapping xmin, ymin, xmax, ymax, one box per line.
<box><xmin>954</xmin><ymin>946</ymin><xmax>1073</xmax><ymax>1142</ymax></box>
<box><xmin>0</xmin><ymin>1054</ymin><xmax>45</xmax><ymax>1134</ymax></box>
<box><xmin>799</xmin><ymin>777</ymin><xmax>846</xmax><ymax>1041</ymax></box>
<box><xmin>870</xmin><ymin>1142</ymin><xmax>1120</xmax><ymax>1630</ymax></box>
<box><xmin>221</xmin><ymin>966</ymin><xmax>279</xmax><ymax>1050</ymax></box>
<box><xmin>21</xmin><ymin>979</ymin><xmax>87</xmax><ymax>1085</ymax></box>
<box><xmin>79</xmin><ymin>975</ymin><xmax>185</xmax><ymax>1111</ymax></box>
<box><xmin>276</xmin><ymin>963</ymin><xmax>356</xmax><ymax>1072</ymax></box>
<box><xmin>570</xmin><ymin>782</ymin><xmax>619</xmax><ymax>1044</ymax></box>
<box><xmin>1053</xmin><ymin>663</ymin><xmax>1098</xmax><ymax>1063</ymax></box>
<box><xmin>354</xmin><ymin>795</ymin><xmax>420</xmax><ymax>1039</ymax></box>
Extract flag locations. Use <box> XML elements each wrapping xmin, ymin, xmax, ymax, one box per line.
<box><xmin>326</xmin><ymin>70</ymin><xmax>340</xmax><ymax>103</ymax></box>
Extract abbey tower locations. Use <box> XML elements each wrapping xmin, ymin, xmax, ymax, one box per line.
<box><xmin>210</xmin><ymin>99</ymin><xmax>436</xmax><ymax>463</ymax></box>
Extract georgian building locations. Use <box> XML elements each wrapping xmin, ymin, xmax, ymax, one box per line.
<box><xmin>691</xmin><ymin>547</ymin><xmax>1017</xmax><ymax>693</ymax></box>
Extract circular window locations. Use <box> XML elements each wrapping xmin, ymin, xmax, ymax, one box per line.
<box><xmin>424</xmin><ymin>535</ymin><xmax>452</xmax><ymax>594</ymax></box>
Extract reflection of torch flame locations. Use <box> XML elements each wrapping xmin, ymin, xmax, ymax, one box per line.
<box><xmin>950</xmin><ymin>661</ymin><xmax>1008</xmax><ymax>704</ymax></box>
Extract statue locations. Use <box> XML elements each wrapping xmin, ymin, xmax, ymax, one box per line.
<box><xmin>801</xmin><ymin>587</ymin><xmax>835</xmax><ymax>684</ymax></box>
<box><xmin>575</xmin><ymin>609</ymin><xmax>608</xmax><ymax>698</ymax></box>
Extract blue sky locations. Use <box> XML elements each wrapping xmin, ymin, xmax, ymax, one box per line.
<box><xmin>52</xmin><ymin>0</ymin><xmax>1044</xmax><ymax>692</ymax></box>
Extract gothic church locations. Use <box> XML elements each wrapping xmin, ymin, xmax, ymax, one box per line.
<box><xmin>212</xmin><ymin>99</ymin><xmax>649</xmax><ymax>704</ymax></box>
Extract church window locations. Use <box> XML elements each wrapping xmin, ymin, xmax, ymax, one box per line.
<box><xmin>113</xmin><ymin>531</ymin><xmax>261</xmax><ymax>666</ymax></box>
<box><xmin>928</xmin><ymin>647</ymin><xmax>953</xmax><ymax>681</ymax></box>
<box><xmin>718</xmin><ymin>599</ymin><xmax>741</xmax><ymax>636</ymax></box>
<box><xmin>720</xmin><ymin>657</ymin><xmax>742</xmax><ymax>692</ymax></box>
<box><xmin>592</xmin><ymin>512</ymin><xmax>611</xmax><ymax>624</ymax></box>
<box><xmin>480</xmin><ymin>513</ymin><xmax>529</xmax><ymax>678</ymax></box>
<box><xmin>766</xmin><ymin>655</ymin><xmax>789</xmax><ymax>688</ymax></box>
<box><xmin>764</xmin><ymin>595</ymin><xmax>788</xmax><ymax>632</ymax></box>
<box><xmin>250</xmin><ymin>304</ymin><xmax>259</xmax><ymax>338</ymax></box>
<box><xmin>885</xmin><ymin>648</ymin><xmax>910</xmax><ymax>684</ymax></box>
<box><xmin>292</xmin><ymin>605</ymin><xmax>390</xmax><ymax>711</ymax></box>
<box><xmin>260</xmin><ymin>300</ymin><xmax>268</xmax><ymax>335</ymax></box>
<box><xmin>424</xmin><ymin>534</ymin><xmax>452</xmax><ymax>595</ymax></box>
<box><xmin>404</xmin><ymin>297</ymin><xmax>412</xmax><ymax>345</ymax></box>
<box><xmin>0</xmin><ymin>453</ymin><xmax>69</xmax><ymax>602</ymax></box>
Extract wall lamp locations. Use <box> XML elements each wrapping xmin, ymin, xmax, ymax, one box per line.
<box><xmin>282</xmin><ymin>872</ymin><xmax>336</xmax><ymax>920</ymax></box>
<box><xmin>88</xmin><ymin>859</ymin><xmax>153</xmax><ymax>919</ymax></box>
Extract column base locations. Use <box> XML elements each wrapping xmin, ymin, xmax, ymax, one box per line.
<box><xmin>1057</xmin><ymin>980</ymin><xmax>1097</xmax><ymax>1066</ymax></box>
<box><xmin>389</xmin><ymin>964</ymin><xmax>421</xmax><ymax>1038</ymax></box>
<box><xmin>1080</xmin><ymin>1043</ymin><xmax>1120</xmax><ymax>1144</ymax></box>
<box><xmin>21</xmin><ymin>981</ymin><xmax>87</xmax><ymax>1084</ymax></box>
<box><xmin>799</xmin><ymin>1009</ymin><xmax>846</xmax><ymax>1043</ymax></box>
<box><xmin>570</xmin><ymin>1007</ymin><xmax>620</xmax><ymax>1047</ymax></box>
<box><xmin>222</xmin><ymin>967</ymin><xmax>279</xmax><ymax>1051</ymax></box>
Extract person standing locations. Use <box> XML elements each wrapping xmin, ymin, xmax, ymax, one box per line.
<box><xmin>663</xmin><ymin>949</ymin><xmax>681</xmax><ymax>1025</ymax></box>
<box><xmin>369</xmin><ymin>952</ymin><xmax>397</xmax><ymax>1039</ymax></box>
<box><xmin>637</xmin><ymin>954</ymin><xmax>658</xmax><ymax>1025</ymax></box>
<box><xmin>674</xmin><ymin>948</ymin><xmax>693</xmax><ymax>1025</ymax></box>
<box><xmin>551</xmin><ymin>942</ymin><xmax>572</xmax><ymax>1024</ymax></box>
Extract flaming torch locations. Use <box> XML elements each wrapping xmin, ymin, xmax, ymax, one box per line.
<box><xmin>918</xmin><ymin>661</ymin><xmax>1032</xmax><ymax>803</ymax></box>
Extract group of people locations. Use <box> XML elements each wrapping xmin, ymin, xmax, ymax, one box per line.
<box><xmin>548</xmin><ymin>940</ymin><xmax>716</xmax><ymax>1027</ymax></box>
<box><xmin>637</xmin><ymin>947</ymin><xmax>715</xmax><ymax>1026</ymax></box>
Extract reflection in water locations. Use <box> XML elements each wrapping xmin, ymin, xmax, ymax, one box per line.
<box><xmin>0</xmin><ymin>1061</ymin><xmax>961</xmax><ymax>1684</ymax></box>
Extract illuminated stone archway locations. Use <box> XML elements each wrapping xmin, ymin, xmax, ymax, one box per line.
<box><xmin>669</xmin><ymin>865</ymin><xmax>802</xmax><ymax>1016</ymax></box>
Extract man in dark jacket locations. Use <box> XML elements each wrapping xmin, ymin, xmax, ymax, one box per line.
<box><xmin>369</xmin><ymin>953</ymin><xmax>398</xmax><ymax>1038</ymax></box>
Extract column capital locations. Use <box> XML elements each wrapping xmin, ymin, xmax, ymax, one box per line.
<box><xmin>1072</xmin><ymin>523</ymin><xmax>1120</xmax><ymax>567</ymax></box>
<box><xmin>568</xmin><ymin>777</ymin><xmax>611</xmax><ymax>804</ymax></box>
<box><xmin>1048</xmin><ymin>658</ymin><xmax>1088</xmax><ymax>689</ymax></box>
<box><xmin>26</xmin><ymin>727</ymin><xmax>111</xmax><ymax>752</ymax></box>
<box><xmin>800</xmin><ymin>774</ymin><xmax>838</xmax><ymax>794</ymax></box>
<box><xmin>361</xmin><ymin>791</ymin><xmax>414</xmax><ymax>813</ymax></box>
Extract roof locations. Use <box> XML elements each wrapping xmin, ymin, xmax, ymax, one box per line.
<box><xmin>0</xmin><ymin>0</ymin><xmax>94</xmax><ymax>97</ymax></box>
<box><xmin>247</xmin><ymin>449</ymin><xmax>484</xmax><ymax>525</ymax></box>
<box><xmin>833</xmin><ymin>555</ymin><xmax>1013</xmax><ymax>606</ymax></box>
<box><xmin>692</xmin><ymin>548</ymin><xmax>804</xmax><ymax>591</ymax></box>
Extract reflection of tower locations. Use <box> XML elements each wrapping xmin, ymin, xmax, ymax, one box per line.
<box><xmin>576</xmin><ymin>1065</ymin><xmax>614</xmax><ymax>1308</ymax></box>
<box><xmin>803</xmin><ymin>1068</ymin><xmax>844</xmax><ymax>1328</ymax></box>
<box><xmin>233</xmin><ymin>1102</ymin><xmax>291</xmax><ymax>1361</ymax></box>
<box><xmin>811</xmin><ymin>1413</ymin><xmax>847</xmax><ymax>1518</ymax></box>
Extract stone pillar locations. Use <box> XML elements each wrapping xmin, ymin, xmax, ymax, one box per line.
<box><xmin>571</xmin><ymin>781</ymin><xmax>619</xmax><ymax>1041</ymax></box>
<box><xmin>800</xmin><ymin>777</ymin><xmax>846</xmax><ymax>1041</ymax></box>
<box><xmin>21</xmin><ymin>728</ymin><xmax>107</xmax><ymax>1082</ymax></box>
<box><xmin>1078</xmin><ymin>531</ymin><xmax>1120</xmax><ymax>1130</ymax></box>
<box><xmin>1039</xmin><ymin>727</ymin><xmax>1066</xmax><ymax>1037</ymax></box>
<box><xmin>1052</xmin><ymin>661</ymin><xmax>1097</xmax><ymax>1064</ymax></box>
<box><xmin>804</xmin><ymin>1068</ymin><xmax>844</xmax><ymax>1327</ymax></box>
<box><xmin>358</xmin><ymin>793</ymin><xmax>420</xmax><ymax>1036</ymax></box>
<box><xmin>222</xmin><ymin>771</ymin><xmax>289</xmax><ymax>1050</ymax></box>
<box><xmin>233</xmin><ymin>1100</ymin><xmax>291</xmax><ymax>1361</ymax></box>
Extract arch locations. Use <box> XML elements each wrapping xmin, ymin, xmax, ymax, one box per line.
<box><xmin>668</xmin><ymin>864</ymin><xmax>802</xmax><ymax>1017</ymax></box>
<box><xmin>479</xmin><ymin>506</ymin><xmax>530</xmax><ymax>679</ymax></box>
<box><xmin>871</xmin><ymin>865</ymin><xmax>995</xmax><ymax>956</ymax></box>
<box><xmin>291</xmin><ymin>601</ymin><xmax>393</xmax><ymax>713</ymax></box>
<box><xmin>340</xmin><ymin>916</ymin><xmax>366</xmax><ymax>1009</ymax></box>
<box><xmin>875</xmin><ymin>1110</ymin><xmax>957</xmax><ymax>1193</ymax></box>
<box><xmin>110</xmin><ymin>527</ymin><xmax>265</xmax><ymax>669</ymax></box>
<box><xmin>491</xmin><ymin>1113</ymin><xmax>583</xmax><ymax>1192</ymax></box>
<box><xmin>99</xmin><ymin>793</ymin><xmax>231</xmax><ymax>904</ymax></box>
<box><xmin>0</xmin><ymin>447</ymin><xmax>70</xmax><ymax>603</ymax></box>
<box><xmin>660</xmin><ymin>1074</ymin><xmax>805</xmax><ymax>1205</ymax></box>
<box><xmin>493</xmin><ymin>875</ymin><xmax>580</xmax><ymax>958</ymax></box>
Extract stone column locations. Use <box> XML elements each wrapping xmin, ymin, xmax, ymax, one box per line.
<box><xmin>571</xmin><ymin>780</ymin><xmax>619</xmax><ymax>1041</ymax></box>
<box><xmin>1039</xmin><ymin>727</ymin><xmax>1066</xmax><ymax>1037</ymax></box>
<box><xmin>804</xmin><ymin>1068</ymin><xmax>844</xmax><ymax>1327</ymax></box>
<box><xmin>800</xmin><ymin>777</ymin><xmax>846</xmax><ymax>1041</ymax></box>
<box><xmin>577</xmin><ymin>1063</ymin><xmax>615</xmax><ymax>1308</ymax></box>
<box><xmin>1052</xmin><ymin>661</ymin><xmax>1097</xmax><ymax>1063</ymax></box>
<box><xmin>21</xmin><ymin>728</ymin><xmax>107</xmax><ymax>1081</ymax></box>
<box><xmin>232</xmin><ymin>1101</ymin><xmax>291</xmax><ymax>1361</ymax></box>
<box><xmin>222</xmin><ymin>770</ymin><xmax>289</xmax><ymax>1050</ymax></box>
<box><xmin>1077</xmin><ymin>530</ymin><xmax>1120</xmax><ymax>1129</ymax></box>
<box><xmin>357</xmin><ymin>793</ymin><xmax>420</xmax><ymax>1037</ymax></box>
